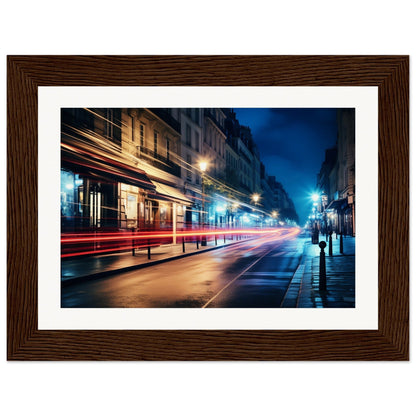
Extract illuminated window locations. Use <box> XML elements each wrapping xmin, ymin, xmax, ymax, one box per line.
<box><xmin>126</xmin><ymin>194</ymin><xmax>137</xmax><ymax>220</ymax></box>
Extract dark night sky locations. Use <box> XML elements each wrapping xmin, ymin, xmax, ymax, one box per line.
<box><xmin>233</xmin><ymin>108</ymin><xmax>338</xmax><ymax>224</ymax></box>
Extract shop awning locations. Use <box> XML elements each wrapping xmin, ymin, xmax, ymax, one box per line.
<box><xmin>149</xmin><ymin>180</ymin><xmax>192</xmax><ymax>205</ymax></box>
<box><xmin>61</xmin><ymin>142</ymin><xmax>156</xmax><ymax>191</ymax></box>
<box><xmin>326</xmin><ymin>198</ymin><xmax>348</xmax><ymax>211</ymax></box>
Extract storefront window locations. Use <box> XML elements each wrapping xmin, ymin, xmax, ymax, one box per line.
<box><xmin>126</xmin><ymin>194</ymin><xmax>137</xmax><ymax>229</ymax></box>
<box><xmin>120</xmin><ymin>183</ymin><xmax>139</xmax><ymax>229</ymax></box>
<box><xmin>159</xmin><ymin>202</ymin><xmax>169</xmax><ymax>227</ymax></box>
<box><xmin>61</xmin><ymin>170</ymin><xmax>84</xmax><ymax>230</ymax></box>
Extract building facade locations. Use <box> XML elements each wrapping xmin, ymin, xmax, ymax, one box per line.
<box><xmin>61</xmin><ymin>108</ymin><xmax>192</xmax><ymax>256</ymax></box>
<box><xmin>61</xmin><ymin>107</ymin><xmax>299</xmax><ymax>257</ymax></box>
<box><xmin>315</xmin><ymin>108</ymin><xmax>355</xmax><ymax>236</ymax></box>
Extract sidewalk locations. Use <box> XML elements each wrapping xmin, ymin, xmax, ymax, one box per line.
<box><xmin>61</xmin><ymin>234</ymin><xmax>250</xmax><ymax>285</ymax></box>
<box><xmin>282</xmin><ymin>234</ymin><xmax>355</xmax><ymax>308</ymax></box>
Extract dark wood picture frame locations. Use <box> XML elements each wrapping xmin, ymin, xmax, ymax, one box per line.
<box><xmin>7</xmin><ymin>55</ymin><xmax>409</xmax><ymax>360</ymax></box>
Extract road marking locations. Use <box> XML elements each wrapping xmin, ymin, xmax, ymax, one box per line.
<box><xmin>201</xmin><ymin>245</ymin><xmax>277</xmax><ymax>308</ymax></box>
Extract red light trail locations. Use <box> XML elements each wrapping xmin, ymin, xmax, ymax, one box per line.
<box><xmin>61</xmin><ymin>227</ymin><xmax>301</xmax><ymax>258</ymax></box>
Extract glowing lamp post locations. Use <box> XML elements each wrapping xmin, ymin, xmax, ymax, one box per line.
<box><xmin>252</xmin><ymin>193</ymin><xmax>260</xmax><ymax>228</ymax></box>
<box><xmin>311</xmin><ymin>193</ymin><xmax>320</xmax><ymax>244</ymax></box>
<box><xmin>272</xmin><ymin>211</ymin><xmax>278</xmax><ymax>227</ymax></box>
<box><xmin>199</xmin><ymin>161</ymin><xmax>207</xmax><ymax>173</ymax></box>
<box><xmin>199</xmin><ymin>161</ymin><xmax>208</xmax><ymax>246</ymax></box>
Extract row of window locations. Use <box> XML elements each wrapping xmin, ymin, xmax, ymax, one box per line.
<box><xmin>130</xmin><ymin>115</ymin><xmax>228</xmax><ymax>161</ymax></box>
<box><xmin>226</xmin><ymin>150</ymin><xmax>238</xmax><ymax>170</ymax></box>
<box><xmin>185</xmin><ymin>124</ymin><xmax>200</xmax><ymax>152</ymax></box>
<box><xmin>130</xmin><ymin>119</ymin><xmax>172</xmax><ymax>160</ymax></box>
<box><xmin>185</xmin><ymin>154</ymin><xmax>200</xmax><ymax>184</ymax></box>
<box><xmin>184</xmin><ymin>108</ymin><xmax>201</xmax><ymax>125</ymax></box>
<box><xmin>206</xmin><ymin>108</ymin><xmax>226</xmax><ymax>129</ymax></box>
<box><xmin>128</xmin><ymin>113</ymin><xmax>256</xmax><ymax>188</ymax></box>
<box><xmin>204</xmin><ymin>126</ymin><xmax>225</xmax><ymax>156</ymax></box>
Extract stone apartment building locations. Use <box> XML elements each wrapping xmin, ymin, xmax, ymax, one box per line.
<box><xmin>316</xmin><ymin>108</ymin><xmax>355</xmax><ymax>236</ymax></box>
<box><xmin>61</xmin><ymin>107</ymin><xmax>192</xmax><ymax>252</ymax></box>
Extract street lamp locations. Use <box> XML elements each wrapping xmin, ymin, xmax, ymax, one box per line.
<box><xmin>251</xmin><ymin>194</ymin><xmax>260</xmax><ymax>229</ymax></box>
<box><xmin>311</xmin><ymin>192</ymin><xmax>321</xmax><ymax>228</ymax></box>
<box><xmin>272</xmin><ymin>210</ymin><xmax>278</xmax><ymax>227</ymax></box>
<box><xmin>199</xmin><ymin>161</ymin><xmax>208</xmax><ymax>246</ymax></box>
<box><xmin>310</xmin><ymin>193</ymin><xmax>320</xmax><ymax>244</ymax></box>
<box><xmin>199</xmin><ymin>161</ymin><xmax>207</xmax><ymax>173</ymax></box>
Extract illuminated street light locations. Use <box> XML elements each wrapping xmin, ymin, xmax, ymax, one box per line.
<box><xmin>199</xmin><ymin>161</ymin><xmax>207</xmax><ymax>173</ymax></box>
<box><xmin>271</xmin><ymin>210</ymin><xmax>278</xmax><ymax>227</ymax></box>
<box><xmin>251</xmin><ymin>194</ymin><xmax>260</xmax><ymax>229</ymax></box>
<box><xmin>310</xmin><ymin>193</ymin><xmax>320</xmax><ymax>244</ymax></box>
<box><xmin>252</xmin><ymin>193</ymin><xmax>260</xmax><ymax>205</ymax></box>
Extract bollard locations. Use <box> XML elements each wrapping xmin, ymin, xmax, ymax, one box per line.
<box><xmin>196</xmin><ymin>237</ymin><xmax>199</xmax><ymax>249</ymax></box>
<box><xmin>319</xmin><ymin>241</ymin><xmax>327</xmax><ymax>291</ymax></box>
<box><xmin>132</xmin><ymin>228</ymin><xmax>135</xmax><ymax>256</ymax></box>
<box><xmin>224</xmin><ymin>234</ymin><xmax>226</xmax><ymax>243</ymax></box>
<box><xmin>147</xmin><ymin>239</ymin><xmax>151</xmax><ymax>260</ymax></box>
<box><xmin>215</xmin><ymin>235</ymin><xmax>217</xmax><ymax>245</ymax></box>
<box><xmin>329</xmin><ymin>231</ymin><xmax>333</xmax><ymax>256</ymax></box>
<box><xmin>340</xmin><ymin>232</ymin><xmax>344</xmax><ymax>254</ymax></box>
<box><xmin>182</xmin><ymin>236</ymin><xmax>186</xmax><ymax>253</ymax></box>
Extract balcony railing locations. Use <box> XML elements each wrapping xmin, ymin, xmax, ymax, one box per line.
<box><xmin>137</xmin><ymin>146</ymin><xmax>181</xmax><ymax>177</ymax></box>
<box><xmin>149</xmin><ymin>108</ymin><xmax>181</xmax><ymax>134</ymax></box>
<box><xmin>204</xmin><ymin>109</ymin><xmax>227</xmax><ymax>136</ymax></box>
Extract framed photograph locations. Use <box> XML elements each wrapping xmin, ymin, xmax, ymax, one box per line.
<box><xmin>7</xmin><ymin>55</ymin><xmax>409</xmax><ymax>360</ymax></box>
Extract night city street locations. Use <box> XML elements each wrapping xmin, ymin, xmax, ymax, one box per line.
<box><xmin>62</xmin><ymin>228</ymin><xmax>302</xmax><ymax>308</ymax></box>
<box><xmin>61</xmin><ymin>227</ymin><xmax>355</xmax><ymax>308</ymax></box>
<box><xmin>60</xmin><ymin>107</ymin><xmax>356</xmax><ymax>308</ymax></box>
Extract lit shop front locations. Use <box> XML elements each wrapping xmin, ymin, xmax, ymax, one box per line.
<box><xmin>61</xmin><ymin>141</ymin><xmax>191</xmax><ymax>256</ymax></box>
<box><xmin>119</xmin><ymin>181</ymin><xmax>191</xmax><ymax>234</ymax></box>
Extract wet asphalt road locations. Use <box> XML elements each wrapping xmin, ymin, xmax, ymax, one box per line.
<box><xmin>61</xmin><ymin>229</ymin><xmax>306</xmax><ymax>308</ymax></box>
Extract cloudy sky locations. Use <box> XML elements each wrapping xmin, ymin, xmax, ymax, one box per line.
<box><xmin>233</xmin><ymin>108</ymin><xmax>338</xmax><ymax>224</ymax></box>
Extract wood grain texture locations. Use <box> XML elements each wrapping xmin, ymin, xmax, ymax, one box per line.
<box><xmin>7</xmin><ymin>55</ymin><xmax>409</xmax><ymax>360</ymax></box>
